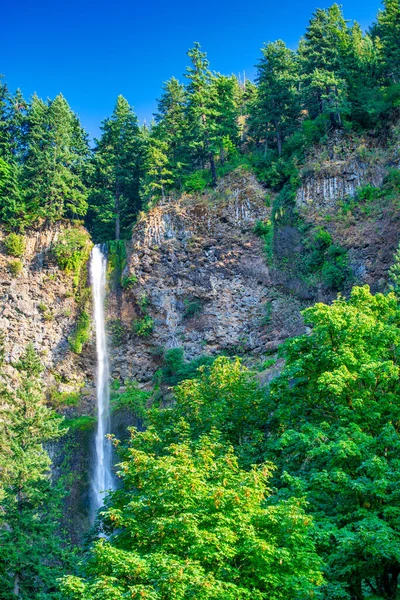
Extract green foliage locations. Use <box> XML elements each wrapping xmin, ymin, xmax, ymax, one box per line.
<box><xmin>69</xmin><ymin>311</ymin><xmax>90</xmax><ymax>354</ymax></box>
<box><xmin>50</xmin><ymin>390</ymin><xmax>80</xmax><ymax>408</ymax></box>
<box><xmin>356</xmin><ymin>182</ymin><xmax>382</xmax><ymax>202</ymax></box>
<box><xmin>133</xmin><ymin>314</ymin><xmax>154</xmax><ymax>337</ymax></box>
<box><xmin>121</xmin><ymin>273</ymin><xmax>138</xmax><ymax>289</ymax></box>
<box><xmin>266</xmin><ymin>286</ymin><xmax>400</xmax><ymax>598</ymax></box>
<box><xmin>62</xmin><ymin>415</ymin><xmax>96</xmax><ymax>432</ymax></box>
<box><xmin>183</xmin><ymin>298</ymin><xmax>203</xmax><ymax>319</ymax></box>
<box><xmin>107</xmin><ymin>318</ymin><xmax>125</xmax><ymax>345</ymax></box>
<box><xmin>53</xmin><ymin>227</ymin><xmax>91</xmax><ymax>284</ymax></box>
<box><xmin>61</xmin><ymin>434</ymin><xmax>322</xmax><ymax>600</ymax></box>
<box><xmin>111</xmin><ymin>380</ymin><xmax>150</xmax><ymax>418</ymax></box>
<box><xmin>154</xmin><ymin>346</ymin><xmax>215</xmax><ymax>388</ymax></box>
<box><xmin>8</xmin><ymin>258</ymin><xmax>22</xmax><ymax>276</ymax></box>
<box><xmin>182</xmin><ymin>168</ymin><xmax>211</xmax><ymax>192</ymax></box>
<box><xmin>303</xmin><ymin>226</ymin><xmax>350</xmax><ymax>290</ymax></box>
<box><xmin>254</xmin><ymin>218</ymin><xmax>274</xmax><ymax>263</ymax></box>
<box><xmin>0</xmin><ymin>344</ymin><xmax>70</xmax><ymax>599</ymax></box>
<box><xmin>4</xmin><ymin>232</ymin><xmax>25</xmax><ymax>257</ymax></box>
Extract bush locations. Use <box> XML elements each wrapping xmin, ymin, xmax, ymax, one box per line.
<box><xmin>121</xmin><ymin>274</ymin><xmax>138</xmax><ymax>289</ymax></box>
<box><xmin>53</xmin><ymin>228</ymin><xmax>91</xmax><ymax>288</ymax></box>
<box><xmin>9</xmin><ymin>259</ymin><xmax>22</xmax><ymax>276</ymax></box>
<box><xmin>183</xmin><ymin>299</ymin><xmax>203</xmax><ymax>319</ymax></box>
<box><xmin>133</xmin><ymin>315</ymin><xmax>154</xmax><ymax>337</ymax></box>
<box><xmin>154</xmin><ymin>347</ymin><xmax>215</xmax><ymax>388</ymax></box>
<box><xmin>356</xmin><ymin>183</ymin><xmax>382</xmax><ymax>202</ymax></box>
<box><xmin>107</xmin><ymin>319</ymin><xmax>125</xmax><ymax>345</ymax></box>
<box><xmin>4</xmin><ymin>233</ymin><xmax>25</xmax><ymax>257</ymax></box>
<box><xmin>50</xmin><ymin>390</ymin><xmax>80</xmax><ymax>408</ymax></box>
<box><xmin>69</xmin><ymin>311</ymin><xmax>90</xmax><ymax>354</ymax></box>
<box><xmin>182</xmin><ymin>169</ymin><xmax>211</xmax><ymax>192</ymax></box>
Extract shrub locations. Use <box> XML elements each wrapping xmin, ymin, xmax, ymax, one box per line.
<box><xmin>9</xmin><ymin>259</ymin><xmax>22</xmax><ymax>276</ymax></box>
<box><xmin>121</xmin><ymin>274</ymin><xmax>138</xmax><ymax>289</ymax></box>
<box><xmin>50</xmin><ymin>390</ymin><xmax>80</xmax><ymax>408</ymax></box>
<box><xmin>4</xmin><ymin>233</ymin><xmax>25</xmax><ymax>257</ymax></box>
<box><xmin>62</xmin><ymin>415</ymin><xmax>95</xmax><ymax>432</ymax></box>
<box><xmin>133</xmin><ymin>315</ymin><xmax>154</xmax><ymax>337</ymax></box>
<box><xmin>69</xmin><ymin>311</ymin><xmax>90</xmax><ymax>354</ymax></box>
<box><xmin>53</xmin><ymin>228</ymin><xmax>91</xmax><ymax>288</ymax></box>
<box><xmin>182</xmin><ymin>169</ymin><xmax>210</xmax><ymax>192</ymax></box>
<box><xmin>107</xmin><ymin>319</ymin><xmax>125</xmax><ymax>345</ymax></box>
<box><xmin>183</xmin><ymin>299</ymin><xmax>203</xmax><ymax>319</ymax></box>
<box><xmin>357</xmin><ymin>183</ymin><xmax>382</xmax><ymax>202</ymax></box>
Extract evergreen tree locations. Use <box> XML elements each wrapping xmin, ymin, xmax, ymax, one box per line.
<box><xmin>373</xmin><ymin>0</ymin><xmax>400</xmax><ymax>84</ymax></box>
<box><xmin>142</xmin><ymin>137</ymin><xmax>173</xmax><ymax>201</ymax></box>
<box><xmin>22</xmin><ymin>94</ymin><xmax>89</xmax><ymax>222</ymax></box>
<box><xmin>250</xmin><ymin>40</ymin><xmax>300</xmax><ymax>155</ymax></box>
<box><xmin>87</xmin><ymin>95</ymin><xmax>142</xmax><ymax>241</ymax></box>
<box><xmin>154</xmin><ymin>77</ymin><xmax>187</xmax><ymax>185</ymax></box>
<box><xmin>185</xmin><ymin>43</ymin><xmax>219</xmax><ymax>186</ymax></box>
<box><xmin>0</xmin><ymin>345</ymin><xmax>69</xmax><ymax>599</ymax></box>
<box><xmin>212</xmin><ymin>74</ymin><xmax>240</xmax><ymax>163</ymax></box>
<box><xmin>299</xmin><ymin>4</ymin><xmax>351</xmax><ymax>126</ymax></box>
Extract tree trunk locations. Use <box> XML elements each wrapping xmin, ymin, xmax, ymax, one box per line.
<box><xmin>209</xmin><ymin>153</ymin><xmax>217</xmax><ymax>188</ymax></box>
<box><xmin>115</xmin><ymin>188</ymin><xmax>121</xmax><ymax>241</ymax></box>
<box><xmin>276</xmin><ymin>126</ymin><xmax>282</xmax><ymax>157</ymax></box>
<box><xmin>220</xmin><ymin>146</ymin><xmax>225</xmax><ymax>166</ymax></box>
<box><xmin>13</xmin><ymin>572</ymin><xmax>20</xmax><ymax>597</ymax></box>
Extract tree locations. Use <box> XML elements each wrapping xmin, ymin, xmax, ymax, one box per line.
<box><xmin>211</xmin><ymin>74</ymin><xmax>240</xmax><ymax>163</ymax></box>
<box><xmin>372</xmin><ymin>0</ymin><xmax>400</xmax><ymax>84</ymax></box>
<box><xmin>266</xmin><ymin>286</ymin><xmax>400</xmax><ymax>599</ymax></box>
<box><xmin>299</xmin><ymin>4</ymin><xmax>351</xmax><ymax>126</ymax></box>
<box><xmin>153</xmin><ymin>77</ymin><xmax>188</xmax><ymax>185</ymax></box>
<box><xmin>22</xmin><ymin>94</ymin><xmax>89</xmax><ymax>222</ymax></box>
<box><xmin>61</xmin><ymin>433</ymin><xmax>322</xmax><ymax>600</ymax></box>
<box><xmin>0</xmin><ymin>345</ymin><xmax>70</xmax><ymax>599</ymax></box>
<box><xmin>87</xmin><ymin>95</ymin><xmax>142</xmax><ymax>241</ymax></box>
<box><xmin>250</xmin><ymin>40</ymin><xmax>300</xmax><ymax>155</ymax></box>
<box><xmin>142</xmin><ymin>137</ymin><xmax>173</xmax><ymax>201</ymax></box>
<box><xmin>185</xmin><ymin>43</ymin><xmax>219</xmax><ymax>187</ymax></box>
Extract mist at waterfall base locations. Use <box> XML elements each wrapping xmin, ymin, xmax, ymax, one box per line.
<box><xmin>90</xmin><ymin>245</ymin><xmax>115</xmax><ymax>520</ymax></box>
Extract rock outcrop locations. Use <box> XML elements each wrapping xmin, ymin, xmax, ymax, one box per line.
<box><xmin>107</xmin><ymin>169</ymin><xmax>306</xmax><ymax>387</ymax></box>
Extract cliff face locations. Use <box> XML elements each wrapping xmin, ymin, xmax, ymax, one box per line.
<box><xmin>0</xmin><ymin>222</ymin><xmax>95</xmax><ymax>405</ymax></box>
<box><xmin>107</xmin><ymin>169</ymin><xmax>306</xmax><ymax>387</ymax></box>
<box><xmin>294</xmin><ymin>132</ymin><xmax>400</xmax><ymax>292</ymax></box>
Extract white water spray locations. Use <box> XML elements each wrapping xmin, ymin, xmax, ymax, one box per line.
<box><xmin>90</xmin><ymin>245</ymin><xmax>114</xmax><ymax>516</ymax></box>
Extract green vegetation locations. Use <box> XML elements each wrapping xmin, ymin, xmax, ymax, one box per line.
<box><xmin>153</xmin><ymin>346</ymin><xmax>215</xmax><ymax>388</ymax></box>
<box><xmin>8</xmin><ymin>258</ymin><xmax>22</xmax><ymax>276</ymax></box>
<box><xmin>4</xmin><ymin>232</ymin><xmax>25</xmax><ymax>257</ymax></box>
<box><xmin>132</xmin><ymin>314</ymin><xmax>154</xmax><ymax>337</ymax></box>
<box><xmin>68</xmin><ymin>310</ymin><xmax>90</xmax><ymax>354</ymax></box>
<box><xmin>0</xmin><ymin>345</ymin><xmax>71</xmax><ymax>599</ymax></box>
<box><xmin>53</xmin><ymin>227</ymin><xmax>92</xmax><ymax>288</ymax></box>
<box><xmin>183</xmin><ymin>298</ymin><xmax>203</xmax><ymax>319</ymax></box>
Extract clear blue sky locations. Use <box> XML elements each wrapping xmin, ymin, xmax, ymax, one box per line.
<box><xmin>2</xmin><ymin>0</ymin><xmax>381</xmax><ymax>140</ymax></box>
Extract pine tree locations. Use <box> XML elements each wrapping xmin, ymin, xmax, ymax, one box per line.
<box><xmin>0</xmin><ymin>345</ymin><xmax>69</xmax><ymax>599</ymax></box>
<box><xmin>211</xmin><ymin>74</ymin><xmax>240</xmax><ymax>163</ymax></box>
<box><xmin>250</xmin><ymin>40</ymin><xmax>300</xmax><ymax>155</ymax></box>
<box><xmin>142</xmin><ymin>137</ymin><xmax>173</xmax><ymax>201</ymax></box>
<box><xmin>87</xmin><ymin>95</ymin><xmax>142</xmax><ymax>241</ymax></box>
<box><xmin>154</xmin><ymin>77</ymin><xmax>187</xmax><ymax>184</ymax></box>
<box><xmin>299</xmin><ymin>4</ymin><xmax>351</xmax><ymax>126</ymax></box>
<box><xmin>22</xmin><ymin>94</ymin><xmax>89</xmax><ymax>222</ymax></box>
<box><xmin>372</xmin><ymin>0</ymin><xmax>400</xmax><ymax>83</ymax></box>
<box><xmin>185</xmin><ymin>43</ymin><xmax>219</xmax><ymax>186</ymax></box>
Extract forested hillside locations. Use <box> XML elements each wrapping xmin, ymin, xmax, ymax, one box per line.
<box><xmin>2</xmin><ymin>1</ymin><xmax>400</xmax><ymax>599</ymax></box>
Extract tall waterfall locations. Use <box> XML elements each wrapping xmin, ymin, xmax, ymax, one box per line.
<box><xmin>90</xmin><ymin>245</ymin><xmax>114</xmax><ymax>516</ymax></box>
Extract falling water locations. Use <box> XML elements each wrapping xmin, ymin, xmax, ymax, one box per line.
<box><xmin>90</xmin><ymin>245</ymin><xmax>114</xmax><ymax>516</ymax></box>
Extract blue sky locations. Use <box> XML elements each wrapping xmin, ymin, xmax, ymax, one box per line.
<box><xmin>2</xmin><ymin>0</ymin><xmax>381</xmax><ymax>140</ymax></box>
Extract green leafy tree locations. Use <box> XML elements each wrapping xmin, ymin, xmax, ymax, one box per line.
<box><xmin>87</xmin><ymin>95</ymin><xmax>142</xmax><ymax>242</ymax></box>
<box><xmin>250</xmin><ymin>40</ymin><xmax>300</xmax><ymax>155</ymax></box>
<box><xmin>266</xmin><ymin>286</ymin><xmax>400</xmax><ymax>599</ymax></box>
<box><xmin>0</xmin><ymin>345</ymin><xmax>70</xmax><ymax>599</ymax></box>
<box><xmin>142</xmin><ymin>137</ymin><xmax>173</xmax><ymax>201</ymax></box>
<box><xmin>61</xmin><ymin>433</ymin><xmax>322</xmax><ymax>600</ymax></box>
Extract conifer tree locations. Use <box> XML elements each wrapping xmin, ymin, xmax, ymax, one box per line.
<box><xmin>154</xmin><ymin>77</ymin><xmax>187</xmax><ymax>184</ymax></box>
<box><xmin>87</xmin><ymin>95</ymin><xmax>142</xmax><ymax>241</ymax></box>
<box><xmin>22</xmin><ymin>94</ymin><xmax>89</xmax><ymax>222</ymax></box>
<box><xmin>372</xmin><ymin>0</ymin><xmax>400</xmax><ymax>84</ymax></box>
<box><xmin>0</xmin><ymin>345</ymin><xmax>69</xmax><ymax>599</ymax></box>
<box><xmin>299</xmin><ymin>4</ymin><xmax>351</xmax><ymax>126</ymax></box>
<box><xmin>250</xmin><ymin>40</ymin><xmax>300</xmax><ymax>155</ymax></box>
<box><xmin>185</xmin><ymin>43</ymin><xmax>219</xmax><ymax>186</ymax></box>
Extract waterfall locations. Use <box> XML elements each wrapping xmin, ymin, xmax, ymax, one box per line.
<box><xmin>90</xmin><ymin>245</ymin><xmax>114</xmax><ymax>516</ymax></box>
